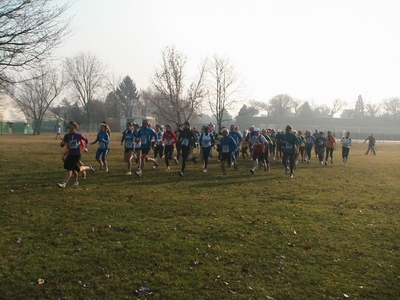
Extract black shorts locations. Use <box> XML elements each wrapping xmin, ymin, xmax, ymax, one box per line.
<box><xmin>220</xmin><ymin>152</ymin><xmax>232</xmax><ymax>163</ymax></box>
<box><xmin>124</xmin><ymin>147</ymin><xmax>133</xmax><ymax>154</ymax></box>
<box><xmin>252</xmin><ymin>151</ymin><xmax>264</xmax><ymax>161</ymax></box>
<box><xmin>64</xmin><ymin>154</ymin><xmax>81</xmax><ymax>171</ymax></box>
<box><xmin>141</xmin><ymin>148</ymin><xmax>151</xmax><ymax>155</ymax></box>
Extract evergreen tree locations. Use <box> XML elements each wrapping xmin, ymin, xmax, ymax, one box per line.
<box><xmin>354</xmin><ymin>95</ymin><xmax>365</xmax><ymax>119</ymax></box>
<box><xmin>116</xmin><ymin>75</ymin><xmax>139</xmax><ymax>118</ymax></box>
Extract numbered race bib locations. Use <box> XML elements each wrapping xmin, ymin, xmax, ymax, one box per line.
<box><xmin>125</xmin><ymin>141</ymin><xmax>133</xmax><ymax>148</ymax></box>
<box><xmin>69</xmin><ymin>140</ymin><xmax>79</xmax><ymax>149</ymax></box>
<box><xmin>141</xmin><ymin>137</ymin><xmax>147</xmax><ymax>144</ymax></box>
<box><xmin>222</xmin><ymin>145</ymin><xmax>229</xmax><ymax>153</ymax></box>
<box><xmin>285</xmin><ymin>142</ymin><xmax>293</xmax><ymax>149</ymax></box>
<box><xmin>99</xmin><ymin>142</ymin><xmax>106</xmax><ymax>149</ymax></box>
<box><xmin>182</xmin><ymin>138</ymin><xmax>189</xmax><ymax>146</ymax></box>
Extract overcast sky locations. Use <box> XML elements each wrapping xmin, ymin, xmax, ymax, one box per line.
<box><xmin>57</xmin><ymin>0</ymin><xmax>400</xmax><ymax>111</ymax></box>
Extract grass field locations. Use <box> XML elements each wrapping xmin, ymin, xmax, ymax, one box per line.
<box><xmin>0</xmin><ymin>133</ymin><xmax>399</xmax><ymax>300</ymax></box>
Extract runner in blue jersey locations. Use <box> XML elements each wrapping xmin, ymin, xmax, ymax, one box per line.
<box><xmin>219</xmin><ymin>128</ymin><xmax>238</xmax><ymax>178</ymax></box>
<box><xmin>153</xmin><ymin>124</ymin><xmax>164</xmax><ymax>160</ymax></box>
<box><xmin>120</xmin><ymin>122</ymin><xmax>136</xmax><ymax>175</ymax></box>
<box><xmin>304</xmin><ymin>130</ymin><xmax>316</xmax><ymax>163</ymax></box>
<box><xmin>282</xmin><ymin>124</ymin><xmax>300</xmax><ymax>179</ymax></box>
<box><xmin>135</xmin><ymin>119</ymin><xmax>158</xmax><ymax>177</ymax></box>
<box><xmin>91</xmin><ymin>123</ymin><xmax>110</xmax><ymax>172</ymax></box>
<box><xmin>177</xmin><ymin>121</ymin><xmax>196</xmax><ymax>177</ymax></box>
<box><xmin>315</xmin><ymin>131</ymin><xmax>326</xmax><ymax>165</ymax></box>
<box><xmin>229</xmin><ymin>124</ymin><xmax>242</xmax><ymax>162</ymax></box>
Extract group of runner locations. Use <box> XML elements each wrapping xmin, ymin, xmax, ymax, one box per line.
<box><xmin>57</xmin><ymin>119</ymin><xmax>359</xmax><ymax>188</ymax></box>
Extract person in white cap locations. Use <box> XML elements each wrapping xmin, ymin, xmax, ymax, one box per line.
<box><xmin>250</xmin><ymin>128</ymin><xmax>268</xmax><ymax>174</ymax></box>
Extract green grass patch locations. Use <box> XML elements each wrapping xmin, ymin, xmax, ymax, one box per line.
<box><xmin>0</xmin><ymin>134</ymin><xmax>399</xmax><ymax>299</ymax></box>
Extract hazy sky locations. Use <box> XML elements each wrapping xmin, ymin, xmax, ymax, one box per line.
<box><xmin>57</xmin><ymin>0</ymin><xmax>400</xmax><ymax>110</ymax></box>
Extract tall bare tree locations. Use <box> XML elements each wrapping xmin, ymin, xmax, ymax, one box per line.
<box><xmin>0</xmin><ymin>0</ymin><xmax>72</xmax><ymax>87</ymax></box>
<box><xmin>328</xmin><ymin>99</ymin><xmax>347</xmax><ymax>118</ymax></box>
<box><xmin>207</xmin><ymin>55</ymin><xmax>242</xmax><ymax>131</ymax></box>
<box><xmin>268</xmin><ymin>94</ymin><xmax>293</xmax><ymax>117</ymax></box>
<box><xmin>314</xmin><ymin>104</ymin><xmax>331</xmax><ymax>118</ymax></box>
<box><xmin>382</xmin><ymin>97</ymin><xmax>400</xmax><ymax>120</ymax></box>
<box><xmin>365</xmin><ymin>102</ymin><xmax>380</xmax><ymax>118</ymax></box>
<box><xmin>12</xmin><ymin>64</ymin><xmax>67</xmax><ymax>134</ymax></box>
<box><xmin>146</xmin><ymin>46</ymin><xmax>207</xmax><ymax>127</ymax></box>
<box><xmin>64</xmin><ymin>52</ymin><xmax>107</xmax><ymax>130</ymax></box>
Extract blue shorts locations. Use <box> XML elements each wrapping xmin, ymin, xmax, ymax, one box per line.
<box><xmin>96</xmin><ymin>148</ymin><xmax>109</xmax><ymax>160</ymax></box>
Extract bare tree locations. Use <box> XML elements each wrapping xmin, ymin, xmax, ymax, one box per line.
<box><xmin>0</xmin><ymin>0</ymin><xmax>72</xmax><ymax>87</ymax></box>
<box><xmin>268</xmin><ymin>94</ymin><xmax>293</xmax><ymax>117</ymax></box>
<box><xmin>382</xmin><ymin>97</ymin><xmax>400</xmax><ymax>120</ymax></box>
<box><xmin>328</xmin><ymin>99</ymin><xmax>347</xmax><ymax>118</ymax></box>
<box><xmin>249</xmin><ymin>100</ymin><xmax>267</xmax><ymax>110</ymax></box>
<box><xmin>12</xmin><ymin>64</ymin><xmax>67</xmax><ymax>134</ymax></box>
<box><xmin>64</xmin><ymin>52</ymin><xmax>107</xmax><ymax>130</ymax></box>
<box><xmin>314</xmin><ymin>104</ymin><xmax>331</xmax><ymax>118</ymax></box>
<box><xmin>207</xmin><ymin>55</ymin><xmax>242</xmax><ymax>131</ymax></box>
<box><xmin>147</xmin><ymin>46</ymin><xmax>207</xmax><ymax>128</ymax></box>
<box><xmin>365</xmin><ymin>102</ymin><xmax>380</xmax><ymax>118</ymax></box>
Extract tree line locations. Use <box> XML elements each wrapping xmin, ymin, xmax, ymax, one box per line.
<box><xmin>0</xmin><ymin>1</ymin><xmax>398</xmax><ymax>135</ymax></box>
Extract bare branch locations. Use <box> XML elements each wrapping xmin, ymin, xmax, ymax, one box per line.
<box><xmin>0</xmin><ymin>0</ymin><xmax>72</xmax><ymax>87</ymax></box>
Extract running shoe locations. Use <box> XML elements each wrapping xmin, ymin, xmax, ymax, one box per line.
<box><xmin>178</xmin><ymin>171</ymin><xmax>184</xmax><ymax>177</ymax></box>
<box><xmin>126</xmin><ymin>171</ymin><xmax>132</xmax><ymax>175</ymax></box>
<box><xmin>174</xmin><ymin>157</ymin><xmax>179</xmax><ymax>164</ymax></box>
<box><xmin>57</xmin><ymin>182</ymin><xmax>66</xmax><ymax>188</ymax></box>
<box><xmin>166</xmin><ymin>166</ymin><xmax>170</xmax><ymax>171</ymax></box>
<box><xmin>73</xmin><ymin>182</ymin><xmax>79</xmax><ymax>186</ymax></box>
<box><xmin>250</xmin><ymin>169</ymin><xmax>255</xmax><ymax>174</ymax></box>
<box><xmin>105</xmin><ymin>168</ymin><xmax>109</xmax><ymax>172</ymax></box>
<box><xmin>134</xmin><ymin>170</ymin><xmax>142</xmax><ymax>177</ymax></box>
<box><xmin>290</xmin><ymin>173</ymin><xmax>294</xmax><ymax>179</ymax></box>
<box><xmin>88</xmin><ymin>165</ymin><xmax>95</xmax><ymax>173</ymax></box>
<box><xmin>153</xmin><ymin>158</ymin><xmax>159</xmax><ymax>168</ymax></box>
<box><xmin>203</xmin><ymin>169</ymin><xmax>207</xmax><ymax>172</ymax></box>
<box><xmin>222</xmin><ymin>174</ymin><xmax>227</xmax><ymax>178</ymax></box>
